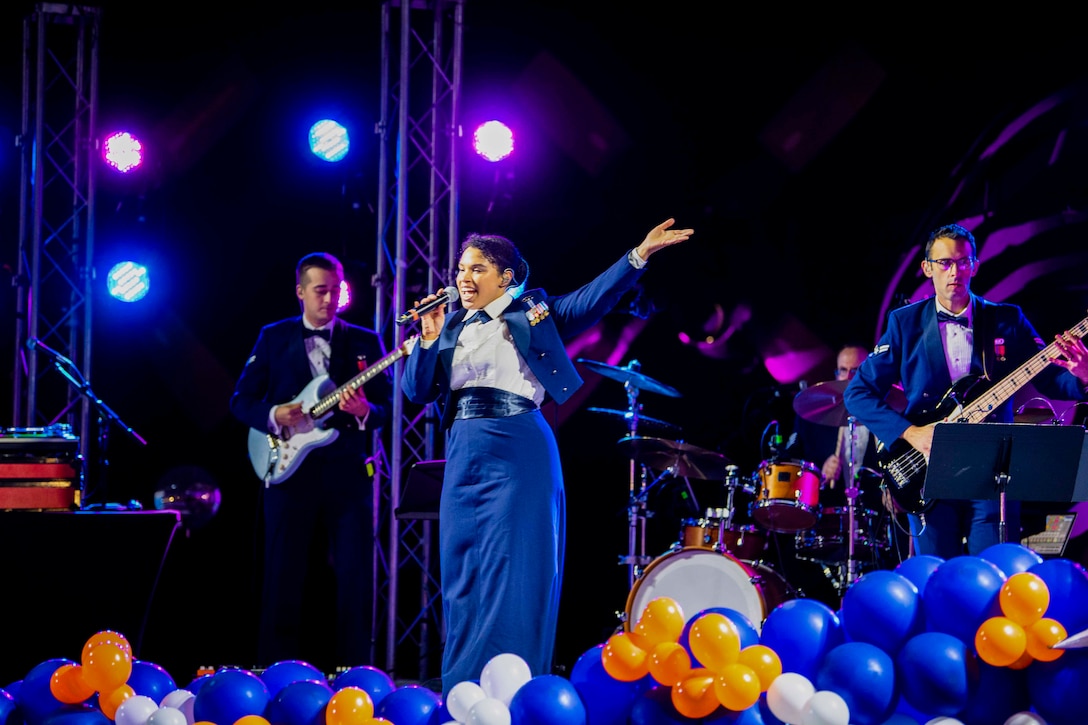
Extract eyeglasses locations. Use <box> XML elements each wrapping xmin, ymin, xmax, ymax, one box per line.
<box><xmin>926</xmin><ymin>257</ymin><xmax>977</xmax><ymax>272</ymax></box>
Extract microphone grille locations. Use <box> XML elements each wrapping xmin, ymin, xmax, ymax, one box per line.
<box><xmin>443</xmin><ymin>285</ymin><xmax>458</xmax><ymax>298</ymax></box>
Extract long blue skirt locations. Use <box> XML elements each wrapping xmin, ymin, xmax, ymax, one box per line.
<box><xmin>439</xmin><ymin>410</ymin><xmax>565</xmax><ymax>694</ymax></box>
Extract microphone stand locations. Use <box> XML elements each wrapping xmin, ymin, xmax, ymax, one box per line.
<box><xmin>30</xmin><ymin>339</ymin><xmax>148</xmax><ymax>504</ymax></box>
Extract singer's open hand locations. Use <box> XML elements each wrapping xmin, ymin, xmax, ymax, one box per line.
<box><xmin>635</xmin><ymin>218</ymin><xmax>694</xmax><ymax>260</ymax></box>
<box><xmin>416</xmin><ymin>288</ymin><xmax>449</xmax><ymax>340</ymax></box>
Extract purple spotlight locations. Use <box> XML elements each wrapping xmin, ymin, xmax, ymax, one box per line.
<box><xmin>337</xmin><ymin>279</ymin><xmax>351</xmax><ymax>312</ymax></box>
<box><xmin>102</xmin><ymin>131</ymin><xmax>144</xmax><ymax>173</ymax></box>
<box><xmin>472</xmin><ymin>120</ymin><xmax>514</xmax><ymax>162</ymax></box>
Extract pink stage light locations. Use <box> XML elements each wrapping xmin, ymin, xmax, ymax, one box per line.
<box><xmin>102</xmin><ymin>131</ymin><xmax>144</xmax><ymax>173</ymax></box>
<box><xmin>472</xmin><ymin>120</ymin><xmax>514</xmax><ymax>162</ymax></box>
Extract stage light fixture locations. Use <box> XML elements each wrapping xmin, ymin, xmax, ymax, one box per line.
<box><xmin>102</xmin><ymin>131</ymin><xmax>144</xmax><ymax>173</ymax></box>
<box><xmin>309</xmin><ymin>119</ymin><xmax>350</xmax><ymax>162</ymax></box>
<box><xmin>106</xmin><ymin>261</ymin><xmax>150</xmax><ymax>303</ymax></box>
<box><xmin>337</xmin><ymin>279</ymin><xmax>351</xmax><ymax>312</ymax></box>
<box><xmin>472</xmin><ymin>120</ymin><xmax>514</xmax><ymax>162</ymax></box>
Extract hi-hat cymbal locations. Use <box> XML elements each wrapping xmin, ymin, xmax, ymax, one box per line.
<box><xmin>576</xmin><ymin>359</ymin><xmax>681</xmax><ymax>397</ymax></box>
<box><xmin>616</xmin><ymin>436</ymin><xmax>732</xmax><ymax>480</ymax></box>
<box><xmin>586</xmin><ymin>407</ymin><xmax>681</xmax><ymax>432</ymax></box>
<box><xmin>793</xmin><ymin>379</ymin><xmax>906</xmax><ymax>427</ymax></box>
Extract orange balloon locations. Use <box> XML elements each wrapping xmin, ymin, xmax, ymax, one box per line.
<box><xmin>1008</xmin><ymin>650</ymin><xmax>1035</xmax><ymax>670</ymax></box>
<box><xmin>631</xmin><ymin>597</ymin><xmax>686</xmax><ymax>650</ymax></box>
<box><xmin>648</xmin><ymin>641</ymin><xmax>692</xmax><ymax>686</ymax></box>
<box><xmin>689</xmin><ymin>613</ymin><xmax>741</xmax><ymax>673</ymax></box>
<box><xmin>50</xmin><ymin>663</ymin><xmax>95</xmax><ymax>704</ymax></box>
<box><xmin>82</xmin><ymin>642</ymin><xmax>133</xmax><ymax>693</ymax></box>
<box><xmin>1026</xmin><ymin>617</ymin><xmax>1067</xmax><ymax>662</ymax></box>
<box><xmin>671</xmin><ymin>668</ymin><xmax>720</xmax><ymax>719</ymax></box>
<box><xmin>234</xmin><ymin>716</ymin><xmax>271</xmax><ymax>725</ymax></box>
<box><xmin>82</xmin><ymin>631</ymin><xmax>132</xmax><ymax>662</ymax></box>
<box><xmin>1000</xmin><ymin>572</ymin><xmax>1050</xmax><ymax>627</ymax></box>
<box><xmin>326</xmin><ymin>686</ymin><xmax>375</xmax><ymax>725</ymax></box>
<box><xmin>975</xmin><ymin>616</ymin><xmax>1027</xmax><ymax>667</ymax></box>
<box><xmin>602</xmin><ymin>631</ymin><xmax>650</xmax><ymax>682</ymax></box>
<box><xmin>713</xmin><ymin>663</ymin><xmax>762</xmax><ymax>712</ymax></box>
<box><xmin>737</xmin><ymin>644</ymin><xmax>782</xmax><ymax>691</ymax></box>
<box><xmin>99</xmin><ymin>684</ymin><xmax>135</xmax><ymax>720</ymax></box>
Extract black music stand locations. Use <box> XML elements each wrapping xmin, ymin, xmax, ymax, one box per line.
<box><xmin>925</xmin><ymin>423</ymin><xmax>1088</xmax><ymax>543</ymax></box>
<box><xmin>396</xmin><ymin>459</ymin><xmax>445</xmax><ymax>520</ymax></box>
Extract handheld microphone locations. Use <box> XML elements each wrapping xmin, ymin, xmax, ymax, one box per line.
<box><xmin>396</xmin><ymin>286</ymin><xmax>458</xmax><ymax>326</ymax></box>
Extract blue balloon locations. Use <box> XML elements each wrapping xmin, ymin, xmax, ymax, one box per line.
<box><xmin>814</xmin><ymin>642</ymin><xmax>897</xmax><ymax>725</ymax></box>
<box><xmin>508</xmin><ymin>674</ymin><xmax>586</xmax><ymax>725</ymax></box>
<box><xmin>840</xmin><ymin>570</ymin><xmax>924</xmax><ymax>657</ymax></box>
<box><xmin>704</xmin><ymin>702</ymin><xmax>765</xmax><ymax>723</ymax></box>
<box><xmin>922</xmin><ymin>555</ymin><xmax>1004</xmax><ymax>645</ymax></box>
<box><xmin>896</xmin><ymin>631</ymin><xmax>978</xmax><ymax>717</ymax></box>
<box><xmin>979</xmin><ymin>542</ymin><xmax>1044</xmax><ymax>576</ymax></box>
<box><xmin>264</xmin><ymin>678</ymin><xmax>332</xmax><ymax>725</ymax></box>
<box><xmin>1027</xmin><ymin>649</ymin><xmax>1088</xmax><ymax>725</ymax></box>
<box><xmin>331</xmin><ymin>666</ymin><xmax>396</xmax><ymax>707</ymax></box>
<box><xmin>260</xmin><ymin>661</ymin><xmax>325</xmax><ymax>699</ymax></box>
<box><xmin>759</xmin><ymin>598</ymin><xmax>844</xmax><ymax>681</ymax></box>
<box><xmin>185</xmin><ymin>674</ymin><xmax>211</xmax><ymax>695</ymax></box>
<box><xmin>15</xmin><ymin>658</ymin><xmax>72</xmax><ymax>725</ymax></box>
<box><xmin>894</xmin><ymin>555</ymin><xmax>944</xmax><ymax>596</ymax></box>
<box><xmin>374</xmin><ymin>684</ymin><xmax>440</xmax><ymax>725</ymax></box>
<box><xmin>192</xmin><ymin>668</ymin><xmax>270</xmax><ymax>725</ymax></box>
<box><xmin>127</xmin><ymin>661</ymin><xmax>177</xmax><ymax>702</ymax></box>
<box><xmin>961</xmin><ymin>661</ymin><xmax>1030</xmax><ymax>725</ymax></box>
<box><xmin>568</xmin><ymin>644</ymin><xmax>650</xmax><ymax>725</ymax></box>
<box><xmin>1029</xmin><ymin>558</ymin><xmax>1088</xmax><ymax>635</ymax></box>
<box><xmin>40</xmin><ymin>704</ymin><xmax>111</xmax><ymax>725</ymax></box>
<box><xmin>628</xmin><ymin>686</ymin><xmax>689</xmax><ymax>725</ymax></box>
<box><xmin>0</xmin><ymin>689</ymin><xmax>17</xmax><ymax>725</ymax></box>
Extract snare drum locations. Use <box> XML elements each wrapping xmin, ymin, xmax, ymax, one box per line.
<box><xmin>680</xmin><ymin>518</ymin><xmax>767</xmax><ymax>560</ymax></box>
<box><xmin>625</xmin><ymin>547</ymin><xmax>791</xmax><ymax>633</ymax></box>
<box><xmin>795</xmin><ymin>506</ymin><xmax>889</xmax><ymax>560</ymax></box>
<box><xmin>751</xmin><ymin>459</ymin><xmax>822</xmax><ymax>532</ymax></box>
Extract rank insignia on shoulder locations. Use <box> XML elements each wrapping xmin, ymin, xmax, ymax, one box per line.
<box><xmin>526</xmin><ymin>301</ymin><xmax>550</xmax><ymax>326</ymax></box>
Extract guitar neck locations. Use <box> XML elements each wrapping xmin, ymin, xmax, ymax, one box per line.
<box><xmin>956</xmin><ymin>314</ymin><xmax>1088</xmax><ymax>424</ymax></box>
<box><xmin>309</xmin><ymin>336</ymin><xmax>415</xmax><ymax>418</ymax></box>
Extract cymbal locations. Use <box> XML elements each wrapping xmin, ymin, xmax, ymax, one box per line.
<box><xmin>793</xmin><ymin>379</ymin><xmax>906</xmax><ymax>427</ymax></box>
<box><xmin>576</xmin><ymin>359</ymin><xmax>681</xmax><ymax>397</ymax></box>
<box><xmin>616</xmin><ymin>436</ymin><xmax>732</xmax><ymax>480</ymax></box>
<box><xmin>586</xmin><ymin>407</ymin><xmax>681</xmax><ymax>432</ymax></box>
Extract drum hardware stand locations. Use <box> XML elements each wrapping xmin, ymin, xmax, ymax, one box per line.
<box><xmin>715</xmin><ymin>464</ymin><xmax>743</xmax><ymax>548</ymax></box>
<box><xmin>841</xmin><ymin>415</ymin><xmax>862</xmax><ymax>589</ymax></box>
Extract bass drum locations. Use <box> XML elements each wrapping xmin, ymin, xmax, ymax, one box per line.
<box><xmin>625</xmin><ymin>547</ymin><xmax>791</xmax><ymax>633</ymax></box>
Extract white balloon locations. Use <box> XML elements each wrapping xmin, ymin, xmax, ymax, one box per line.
<box><xmin>800</xmin><ymin>690</ymin><xmax>850</xmax><ymax>725</ymax></box>
<box><xmin>925</xmin><ymin>719</ymin><xmax>966</xmax><ymax>725</ymax></box>
<box><xmin>446</xmin><ymin>680</ymin><xmax>487</xmax><ymax>723</ymax></box>
<box><xmin>479</xmin><ymin>653</ymin><xmax>531</xmax><ymax>707</ymax></box>
<box><xmin>115</xmin><ymin>695</ymin><xmax>160</xmax><ymax>725</ymax></box>
<box><xmin>1004</xmin><ymin>714</ymin><xmax>1048</xmax><ymax>725</ymax></box>
<box><xmin>158</xmin><ymin>690</ymin><xmax>195</xmax><ymax>725</ymax></box>
<box><xmin>766</xmin><ymin>673</ymin><xmax>816</xmax><ymax>725</ymax></box>
<box><xmin>465</xmin><ymin>697</ymin><xmax>511</xmax><ymax>725</ymax></box>
<box><xmin>146</xmin><ymin>707</ymin><xmax>188</xmax><ymax>725</ymax></box>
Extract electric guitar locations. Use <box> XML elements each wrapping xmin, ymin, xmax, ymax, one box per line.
<box><xmin>878</xmin><ymin>313</ymin><xmax>1088</xmax><ymax>514</ymax></box>
<box><xmin>247</xmin><ymin>336</ymin><xmax>417</xmax><ymax>485</ymax></box>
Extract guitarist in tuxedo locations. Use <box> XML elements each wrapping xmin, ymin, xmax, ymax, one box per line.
<box><xmin>843</xmin><ymin>224</ymin><xmax>1088</xmax><ymax>560</ymax></box>
<box><xmin>229</xmin><ymin>251</ymin><xmax>393</xmax><ymax>669</ymax></box>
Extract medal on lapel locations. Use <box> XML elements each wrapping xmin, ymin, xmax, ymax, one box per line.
<box><xmin>994</xmin><ymin>338</ymin><xmax>1006</xmax><ymax>362</ymax></box>
<box><xmin>526</xmin><ymin>300</ymin><xmax>550</xmax><ymax>326</ymax></box>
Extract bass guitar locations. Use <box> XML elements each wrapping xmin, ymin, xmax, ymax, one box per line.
<box><xmin>879</xmin><ymin>313</ymin><xmax>1088</xmax><ymax>514</ymax></box>
<box><xmin>248</xmin><ymin>336</ymin><xmax>417</xmax><ymax>485</ymax></box>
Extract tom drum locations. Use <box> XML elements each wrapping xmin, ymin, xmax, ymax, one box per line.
<box><xmin>680</xmin><ymin>518</ymin><xmax>767</xmax><ymax>560</ymax></box>
<box><xmin>751</xmin><ymin>459</ymin><xmax>822</xmax><ymax>532</ymax></box>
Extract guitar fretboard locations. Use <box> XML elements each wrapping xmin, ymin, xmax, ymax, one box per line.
<box><xmin>957</xmin><ymin>314</ymin><xmax>1088</xmax><ymax>424</ymax></box>
<box><xmin>309</xmin><ymin>337</ymin><xmax>414</xmax><ymax>418</ymax></box>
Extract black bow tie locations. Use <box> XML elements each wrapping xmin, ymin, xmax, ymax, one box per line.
<box><xmin>937</xmin><ymin>311</ymin><xmax>970</xmax><ymax>328</ymax></box>
<box><xmin>304</xmin><ymin>328</ymin><xmax>331</xmax><ymax>341</ymax></box>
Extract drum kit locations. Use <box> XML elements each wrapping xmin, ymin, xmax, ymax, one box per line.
<box><xmin>577</xmin><ymin>358</ymin><xmax>901</xmax><ymax>633</ymax></box>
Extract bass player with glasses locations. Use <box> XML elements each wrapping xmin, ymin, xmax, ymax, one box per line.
<box><xmin>843</xmin><ymin>223</ymin><xmax>1088</xmax><ymax>559</ymax></box>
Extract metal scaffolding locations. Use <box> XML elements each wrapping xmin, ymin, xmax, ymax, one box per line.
<box><xmin>373</xmin><ymin>0</ymin><xmax>463</xmax><ymax>680</ymax></box>
<box><xmin>12</xmin><ymin>3</ymin><xmax>100</xmax><ymax>502</ymax></box>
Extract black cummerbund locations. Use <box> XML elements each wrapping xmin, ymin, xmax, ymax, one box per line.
<box><xmin>452</xmin><ymin>387</ymin><xmax>538</xmax><ymax>420</ymax></box>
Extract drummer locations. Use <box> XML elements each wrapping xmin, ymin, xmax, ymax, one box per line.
<box><xmin>785</xmin><ymin>343</ymin><xmax>908</xmax><ymax>563</ymax></box>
